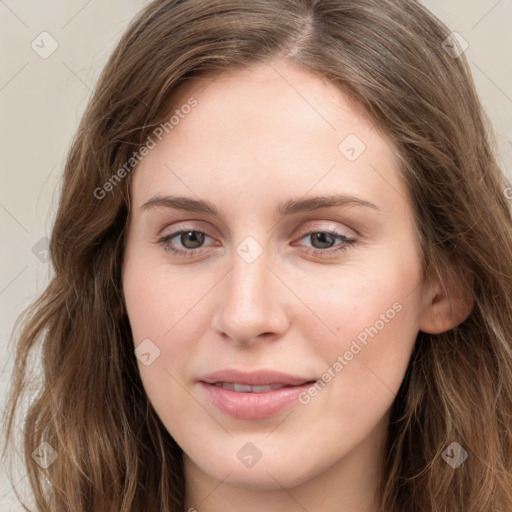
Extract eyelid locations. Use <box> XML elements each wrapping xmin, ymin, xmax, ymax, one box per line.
<box><xmin>293</xmin><ymin>221</ymin><xmax>356</xmax><ymax>241</ymax></box>
<box><xmin>158</xmin><ymin>219</ymin><xmax>355</xmax><ymax>242</ymax></box>
<box><xmin>157</xmin><ymin>219</ymin><xmax>213</xmax><ymax>238</ymax></box>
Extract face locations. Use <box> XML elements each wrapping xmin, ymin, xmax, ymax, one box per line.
<box><xmin>122</xmin><ymin>61</ymin><xmax>432</xmax><ymax>492</ymax></box>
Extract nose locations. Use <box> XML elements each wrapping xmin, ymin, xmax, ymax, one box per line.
<box><xmin>211</xmin><ymin>244</ymin><xmax>290</xmax><ymax>346</ymax></box>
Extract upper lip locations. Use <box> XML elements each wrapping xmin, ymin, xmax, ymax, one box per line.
<box><xmin>199</xmin><ymin>369</ymin><xmax>315</xmax><ymax>387</ymax></box>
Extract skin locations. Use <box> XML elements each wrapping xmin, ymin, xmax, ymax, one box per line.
<box><xmin>122</xmin><ymin>60</ymin><xmax>471</xmax><ymax>512</ymax></box>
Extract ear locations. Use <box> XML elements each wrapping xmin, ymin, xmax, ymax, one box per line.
<box><xmin>418</xmin><ymin>268</ymin><xmax>474</xmax><ymax>334</ymax></box>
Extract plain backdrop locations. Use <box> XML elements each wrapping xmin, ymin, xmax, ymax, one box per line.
<box><xmin>1</xmin><ymin>0</ymin><xmax>511</xmax><ymax>509</ymax></box>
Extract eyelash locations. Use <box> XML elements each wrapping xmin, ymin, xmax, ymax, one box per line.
<box><xmin>157</xmin><ymin>225</ymin><xmax>356</xmax><ymax>258</ymax></box>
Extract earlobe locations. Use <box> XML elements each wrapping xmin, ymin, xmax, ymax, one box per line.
<box><xmin>418</xmin><ymin>275</ymin><xmax>474</xmax><ymax>335</ymax></box>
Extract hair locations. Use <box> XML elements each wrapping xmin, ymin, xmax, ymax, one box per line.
<box><xmin>3</xmin><ymin>0</ymin><xmax>512</xmax><ymax>510</ymax></box>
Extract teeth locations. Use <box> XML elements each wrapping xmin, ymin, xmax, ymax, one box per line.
<box><xmin>251</xmin><ymin>385</ymin><xmax>274</xmax><ymax>392</ymax></box>
<box><xmin>234</xmin><ymin>383</ymin><xmax>253</xmax><ymax>392</ymax></box>
<box><xmin>213</xmin><ymin>382</ymin><xmax>288</xmax><ymax>392</ymax></box>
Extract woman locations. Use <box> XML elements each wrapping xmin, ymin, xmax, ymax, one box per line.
<box><xmin>3</xmin><ymin>0</ymin><xmax>512</xmax><ymax>510</ymax></box>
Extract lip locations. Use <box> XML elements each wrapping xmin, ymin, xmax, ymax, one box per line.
<box><xmin>198</xmin><ymin>369</ymin><xmax>317</xmax><ymax>420</ymax></box>
<box><xmin>199</xmin><ymin>382</ymin><xmax>315</xmax><ymax>419</ymax></box>
<box><xmin>199</xmin><ymin>368</ymin><xmax>314</xmax><ymax>387</ymax></box>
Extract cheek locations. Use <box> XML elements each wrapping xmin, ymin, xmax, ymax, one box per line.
<box><xmin>298</xmin><ymin>248</ymin><xmax>422</xmax><ymax>425</ymax></box>
<box><xmin>122</xmin><ymin>257</ymin><xmax>215</xmax><ymax>397</ymax></box>
<box><xmin>123</xmin><ymin>256</ymin><xmax>210</xmax><ymax>340</ymax></box>
<box><xmin>297</xmin><ymin>242</ymin><xmax>421</xmax><ymax>341</ymax></box>
<box><xmin>122</xmin><ymin>264</ymin><xmax>198</xmax><ymax>425</ymax></box>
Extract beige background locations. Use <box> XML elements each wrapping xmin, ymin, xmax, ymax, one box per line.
<box><xmin>1</xmin><ymin>0</ymin><xmax>511</xmax><ymax>509</ymax></box>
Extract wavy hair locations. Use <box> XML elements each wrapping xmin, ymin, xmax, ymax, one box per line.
<box><xmin>3</xmin><ymin>0</ymin><xmax>512</xmax><ymax>510</ymax></box>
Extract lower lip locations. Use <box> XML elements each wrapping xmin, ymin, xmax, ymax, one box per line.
<box><xmin>199</xmin><ymin>381</ymin><xmax>314</xmax><ymax>420</ymax></box>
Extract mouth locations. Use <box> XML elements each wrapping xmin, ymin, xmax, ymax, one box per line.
<box><xmin>198</xmin><ymin>370</ymin><xmax>317</xmax><ymax>420</ymax></box>
<box><xmin>198</xmin><ymin>368</ymin><xmax>317</xmax><ymax>420</ymax></box>
<box><xmin>210</xmin><ymin>382</ymin><xmax>309</xmax><ymax>393</ymax></box>
<box><xmin>199</xmin><ymin>368</ymin><xmax>315</xmax><ymax>387</ymax></box>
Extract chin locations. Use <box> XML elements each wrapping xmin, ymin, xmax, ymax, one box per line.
<box><xmin>186</xmin><ymin>444</ymin><xmax>325</xmax><ymax>491</ymax></box>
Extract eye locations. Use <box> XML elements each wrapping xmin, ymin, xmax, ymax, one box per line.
<box><xmin>158</xmin><ymin>228</ymin><xmax>215</xmax><ymax>257</ymax></box>
<box><xmin>294</xmin><ymin>229</ymin><xmax>356</xmax><ymax>257</ymax></box>
<box><xmin>157</xmin><ymin>226</ymin><xmax>357</xmax><ymax>258</ymax></box>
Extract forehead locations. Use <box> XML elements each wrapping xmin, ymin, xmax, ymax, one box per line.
<box><xmin>165</xmin><ymin>62</ymin><xmax>375</xmax><ymax>144</ymax></box>
<box><xmin>131</xmin><ymin>61</ymin><xmax>408</xmax><ymax>217</ymax></box>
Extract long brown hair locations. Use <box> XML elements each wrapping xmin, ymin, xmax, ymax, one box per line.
<box><xmin>3</xmin><ymin>0</ymin><xmax>512</xmax><ymax>510</ymax></box>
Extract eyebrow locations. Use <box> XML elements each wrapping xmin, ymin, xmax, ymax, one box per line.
<box><xmin>140</xmin><ymin>193</ymin><xmax>380</xmax><ymax>219</ymax></box>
